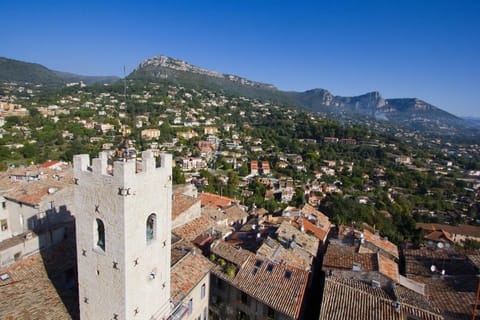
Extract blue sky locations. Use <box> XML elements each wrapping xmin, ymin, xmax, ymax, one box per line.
<box><xmin>1</xmin><ymin>0</ymin><xmax>479</xmax><ymax>117</ymax></box>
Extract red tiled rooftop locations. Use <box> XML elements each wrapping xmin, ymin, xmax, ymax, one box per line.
<box><xmin>377</xmin><ymin>253</ymin><xmax>399</xmax><ymax>282</ymax></box>
<box><xmin>0</xmin><ymin>240</ymin><xmax>77</xmax><ymax>319</ymax></box>
<box><xmin>172</xmin><ymin>215</ymin><xmax>216</xmax><ymax>241</ymax></box>
<box><xmin>213</xmin><ymin>256</ymin><xmax>309</xmax><ymax>319</ymax></box>
<box><xmin>320</xmin><ymin>276</ymin><xmax>443</xmax><ymax>320</ymax></box>
<box><xmin>417</xmin><ymin>222</ymin><xmax>480</xmax><ymax>238</ymax></box>
<box><xmin>210</xmin><ymin>241</ymin><xmax>252</xmax><ymax>266</ymax></box>
<box><xmin>172</xmin><ymin>193</ymin><xmax>199</xmax><ymax>220</ymax></box>
<box><xmin>39</xmin><ymin>160</ymin><xmax>60</xmax><ymax>168</ymax></box>
<box><xmin>292</xmin><ymin>217</ymin><xmax>329</xmax><ymax>242</ymax></box>
<box><xmin>200</xmin><ymin>192</ymin><xmax>236</xmax><ymax>209</ymax></box>
<box><xmin>170</xmin><ymin>246</ymin><xmax>213</xmax><ymax>306</ymax></box>
<box><xmin>363</xmin><ymin>229</ymin><xmax>399</xmax><ymax>259</ymax></box>
<box><xmin>323</xmin><ymin>244</ymin><xmax>377</xmax><ymax>272</ymax></box>
<box><xmin>256</xmin><ymin>237</ymin><xmax>312</xmax><ymax>270</ymax></box>
<box><xmin>425</xmin><ymin>230</ymin><xmax>454</xmax><ymax>243</ymax></box>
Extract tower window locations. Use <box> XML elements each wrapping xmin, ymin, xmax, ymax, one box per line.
<box><xmin>96</xmin><ymin>218</ymin><xmax>105</xmax><ymax>251</ymax></box>
<box><xmin>146</xmin><ymin>213</ymin><xmax>156</xmax><ymax>243</ymax></box>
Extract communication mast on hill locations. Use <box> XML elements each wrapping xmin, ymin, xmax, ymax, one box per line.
<box><xmin>118</xmin><ymin>65</ymin><xmax>136</xmax><ymax>160</ymax></box>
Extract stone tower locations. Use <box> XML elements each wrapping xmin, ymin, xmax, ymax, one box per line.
<box><xmin>74</xmin><ymin>151</ymin><xmax>172</xmax><ymax>320</ymax></box>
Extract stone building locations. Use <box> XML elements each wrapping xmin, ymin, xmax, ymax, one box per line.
<box><xmin>74</xmin><ymin>151</ymin><xmax>173</xmax><ymax>319</ymax></box>
<box><xmin>0</xmin><ymin>151</ymin><xmax>212</xmax><ymax>319</ymax></box>
<box><xmin>74</xmin><ymin>151</ymin><xmax>212</xmax><ymax>320</ymax></box>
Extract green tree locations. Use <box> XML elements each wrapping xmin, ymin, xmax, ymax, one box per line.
<box><xmin>172</xmin><ymin>165</ymin><xmax>186</xmax><ymax>184</ymax></box>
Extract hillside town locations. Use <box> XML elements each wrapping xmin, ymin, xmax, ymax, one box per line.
<box><xmin>0</xmin><ymin>79</ymin><xmax>479</xmax><ymax>319</ymax></box>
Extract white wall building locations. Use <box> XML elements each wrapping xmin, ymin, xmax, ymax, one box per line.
<box><xmin>74</xmin><ymin>151</ymin><xmax>172</xmax><ymax>320</ymax></box>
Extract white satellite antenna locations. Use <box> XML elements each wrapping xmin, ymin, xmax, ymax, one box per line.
<box><xmin>430</xmin><ymin>265</ymin><xmax>437</xmax><ymax>273</ymax></box>
<box><xmin>436</xmin><ymin>242</ymin><xmax>444</xmax><ymax>249</ymax></box>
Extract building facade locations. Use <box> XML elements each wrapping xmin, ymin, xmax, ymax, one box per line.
<box><xmin>74</xmin><ymin>151</ymin><xmax>172</xmax><ymax>319</ymax></box>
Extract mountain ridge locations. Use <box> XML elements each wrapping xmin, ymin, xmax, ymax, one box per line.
<box><xmin>0</xmin><ymin>57</ymin><xmax>119</xmax><ymax>87</ymax></box>
<box><xmin>128</xmin><ymin>55</ymin><xmax>473</xmax><ymax>135</ymax></box>
<box><xmin>0</xmin><ymin>55</ymin><xmax>475</xmax><ymax>135</ymax></box>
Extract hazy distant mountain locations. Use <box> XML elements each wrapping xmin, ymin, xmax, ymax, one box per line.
<box><xmin>130</xmin><ymin>55</ymin><xmax>473</xmax><ymax>135</ymax></box>
<box><xmin>462</xmin><ymin>116</ymin><xmax>480</xmax><ymax>127</ymax></box>
<box><xmin>290</xmin><ymin>89</ymin><xmax>469</xmax><ymax>133</ymax></box>
<box><xmin>0</xmin><ymin>57</ymin><xmax>64</xmax><ymax>87</ymax></box>
<box><xmin>53</xmin><ymin>71</ymin><xmax>120</xmax><ymax>85</ymax></box>
<box><xmin>0</xmin><ymin>57</ymin><xmax>119</xmax><ymax>87</ymax></box>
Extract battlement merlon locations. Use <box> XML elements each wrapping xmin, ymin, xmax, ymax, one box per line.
<box><xmin>73</xmin><ymin>151</ymin><xmax>173</xmax><ymax>177</ymax></box>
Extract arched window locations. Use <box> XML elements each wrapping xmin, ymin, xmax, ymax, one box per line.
<box><xmin>146</xmin><ymin>214</ymin><xmax>156</xmax><ymax>243</ymax></box>
<box><xmin>96</xmin><ymin>218</ymin><xmax>105</xmax><ymax>251</ymax></box>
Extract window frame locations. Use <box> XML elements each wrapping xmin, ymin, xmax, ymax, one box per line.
<box><xmin>146</xmin><ymin>213</ymin><xmax>157</xmax><ymax>243</ymax></box>
<box><xmin>95</xmin><ymin>218</ymin><xmax>106</xmax><ymax>252</ymax></box>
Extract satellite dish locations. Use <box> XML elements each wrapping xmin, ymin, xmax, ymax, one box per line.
<box><xmin>430</xmin><ymin>265</ymin><xmax>437</xmax><ymax>272</ymax></box>
<box><xmin>441</xmin><ymin>269</ymin><xmax>446</xmax><ymax>275</ymax></box>
<box><xmin>437</xmin><ymin>242</ymin><xmax>444</xmax><ymax>249</ymax></box>
<box><xmin>445</xmin><ymin>243</ymin><xmax>451</xmax><ymax>248</ymax></box>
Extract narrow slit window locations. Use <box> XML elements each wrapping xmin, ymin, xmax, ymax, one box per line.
<box><xmin>96</xmin><ymin>218</ymin><xmax>105</xmax><ymax>251</ymax></box>
<box><xmin>146</xmin><ymin>213</ymin><xmax>156</xmax><ymax>243</ymax></box>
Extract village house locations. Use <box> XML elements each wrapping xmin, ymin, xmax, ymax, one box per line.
<box><xmin>416</xmin><ymin>222</ymin><xmax>480</xmax><ymax>244</ymax></box>
<box><xmin>141</xmin><ymin>128</ymin><xmax>161</xmax><ymax>140</ymax></box>
<box><xmin>179</xmin><ymin>157</ymin><xmax>207</xmax><ymax>171</ymax></box>
<box><xmin>0</xmin><ymin>162</ymin><xmax>74</xmax><ymax>268</ymax></box>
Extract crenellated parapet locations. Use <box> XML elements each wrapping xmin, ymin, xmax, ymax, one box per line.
<box><xmin>73</xmin><ymin>151</ymin><xmax>172</xmax><ymax>183</ymax></box>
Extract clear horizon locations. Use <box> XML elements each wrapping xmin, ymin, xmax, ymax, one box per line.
<box><xmin>1</xmin><ymin>0</ymin><xmax>479</xmax><ymax>117</ymax></box>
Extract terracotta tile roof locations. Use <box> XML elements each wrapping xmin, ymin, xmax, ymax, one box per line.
<box><xmin>417</xmin><ymin>223</ymin><xmax>480</xmax><ymax>238</ymax></box>
<box><xmin>172</xmin><ymin>215</ymin><xmax>216</xmax><ymax>241</ymax></box>
<box><xmin>223</xmin><ymin>204</ymin><xmax>248</xmax><ymax>222</ymax></box>
<box><xmin>39</xmin><ymin>160</ymin><xmax>60</xmax><ymax>168</ymax></box>
<box><xmin>323</xmin><ymin>244</ymin><xmax>377</xmax><ymax>272</ymax></box>
<box><xmin>201</xmin><ymin>206</ymin><xmax>227</xmax><ymax>222</ymax></box>
<box><xmin>362</xmin><ymin>229</ymin><xmax>399</xmax><ymax>259</ymax></box>
<box><xmin>210</xmin><ymin>241</ymin><xmax>252</xmax><ymax>266</ymax></box>
<box><xmin>320</xmin><ymin>276</ymin><xmax>443</xmax><ymax>320</ymax></box>
<box><xmin>404</xmin><ymin>248</ymin><xmax>477</xmax><ymax>277</ymax></box>
<box><xmin>291</xmin><ymin>217</ymin><xmax>329</xmax><ymax>242</ymax></box>
<box><xmin>467</xmin><ymin>254</ymin><xmax>480</xmax><ymax>270</ymax></box>
<box><xmin>424</xmin><ymin>230</ymin><xmax>454</xmax><ymax>243</ymax></box>
<box><xmin>212</xmin><ymin>256</ymin><xmax>309</xmax><ymax>319</ymax></box>
<box><xmin>301</xmin><ymin>203</ymin><xmax>327</xmax><ymax>220</ymax></box>
<box><xmin>250</xmin><ymin>207</ymin><xmax>268</xmax><ymax>217</ymax></box>
<box><xmin>276</xmin><ymin>220</ymin><xmax>320</xmax><ymax>257</ymax></box>
<box><xmin>0</xmin><ymin>239</ymin><xmax>78</xmax><ymax>319</ymax></box>
<box><xmin>0</xmin><ymin>166</ymin><xmax>73</xmax><ymax>206</ymax></box>
<box><xmin>393</xmin><ymin>284</ymin><xmax>440</xmax><ymax>315</ymax></box>
<box><xmin>256</xmin><ymin>237</ymin><xmax>312</xmax><ymax>270</ymax></box>
<box><xmin>377</xmin><ymin>253</ymin><xmax>399</xmax><ymax>283</ymax></box>
<box><xmin>170</xmin><ymin>245</ymin><xmax>213</xmax><ymax>306</ymax></box>
<box><xmin>172</xmin><ymin>193</ymin><xmax>199</xmax><ymax>220</ymax></box>
<box><xmin>411</xmin><ymin>276</ymin><xmax>477</xmax><ymax>320</ymax></box>
<box><xmin>404</xmin><ymin>247</ymin><xmax>479</xmax><ymax>319</ymax></box>
<box><xmin>200</xmin><ymin>192</ymin><xmax>236</xmax><ymax>209</ymax></box>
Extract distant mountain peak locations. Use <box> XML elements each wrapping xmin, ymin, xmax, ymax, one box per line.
<box><xmin>139</xmin><ymin>55</ymin><xmax>224</xmax><ymax>79</ymax></box>
<box><xmin>129</xmin><ymin>54</ymin><xmax>474</xmax><ymax>135</ymax></box>
<box><xmin>132</xmin><ymin>55</ymin><xmax>277</xmax><ymax>90</ymax></box>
